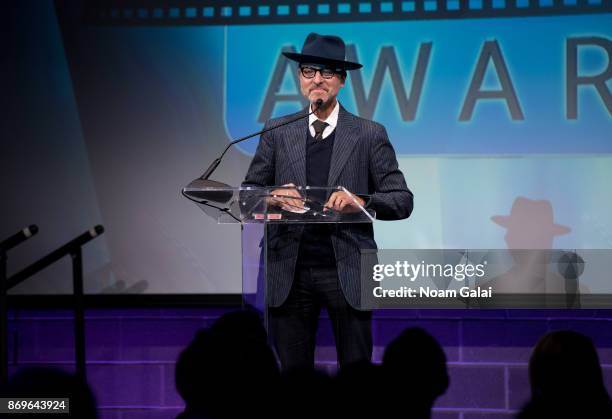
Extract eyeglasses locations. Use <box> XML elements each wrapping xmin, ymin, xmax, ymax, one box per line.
<box><xmin>300</xmin><ymin>66</ymin><xmax>337</xmax><ymax>79</ymax></box>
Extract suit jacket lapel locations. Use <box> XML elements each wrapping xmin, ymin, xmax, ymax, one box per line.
<box><xmin>328</xmin><ymin>106</ymin><xmax>359</xmax><ymax>187</ymax></box>
<box><xmin>282</xmin><ymin>109</ymin><xmax>308</xmax><ymax>187</ymax></box>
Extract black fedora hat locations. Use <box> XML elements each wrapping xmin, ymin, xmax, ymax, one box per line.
<box><xmin>283</xmin><ymin>33</ymin><xmax>362</xmax><ymax>71</ymax></box>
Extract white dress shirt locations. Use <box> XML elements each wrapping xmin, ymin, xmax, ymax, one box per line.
<box><xmin>308</xmin><ymin>101</ymin><xmax>339</xmax><ymax>140</ymax></box>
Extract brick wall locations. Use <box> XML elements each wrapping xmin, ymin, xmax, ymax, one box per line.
<box><xmin>8</xmin><ymin>308</ymin><xmax>612</xmax><ymax>419</ymax></box>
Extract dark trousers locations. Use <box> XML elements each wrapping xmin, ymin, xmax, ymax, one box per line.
<box><xmin>269</xmin><ymin>266</ymin><xmax>372</xmax><ymax>371</ymax></box>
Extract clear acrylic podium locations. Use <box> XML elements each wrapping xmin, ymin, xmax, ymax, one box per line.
<box><xmin>182</xmin><ymin>182</ymin><xmax>375</xmax><ymax>315</ymax></box>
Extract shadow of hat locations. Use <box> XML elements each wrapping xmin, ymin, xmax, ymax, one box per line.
<box><xmin>282</xmin><ymin>32</ymin><xmax>362</xmax><ymax>70</ymax></box>
<box><xmin>491</xmin><ymin>197</ymin><xmax>571</xmax><ymax>236</ymax></box>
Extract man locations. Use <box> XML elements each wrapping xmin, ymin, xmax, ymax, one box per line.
<box><xmin>243</xmin><ymin>33</ymin><xmax>413</xmax><ymax>371</ymax></box>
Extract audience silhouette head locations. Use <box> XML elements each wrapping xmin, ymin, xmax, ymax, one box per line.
<box><xmin>382</xmin><ymin>327</ymin><xmax>449</xmax><ymax>418</ymax></box>
<box><xmin>175</xmin><ymin>309</ymin><xmax>279</xmax><ymax>419</ymax></box>
<box><xmin>519</xmin><ymin>330</ymin><xmax>612</xmax><ymax>418</ymax></box>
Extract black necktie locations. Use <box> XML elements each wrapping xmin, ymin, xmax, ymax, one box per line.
<box><xmin>312</xmin><ymin>120</ymin><xmax>328</xmax><ymax>141</ymax></box>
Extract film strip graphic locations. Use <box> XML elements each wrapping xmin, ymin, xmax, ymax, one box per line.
<box><xmin>86</xmin><ymin>0</ymin><xmax>611</xmax><ymax>25</ymax></box>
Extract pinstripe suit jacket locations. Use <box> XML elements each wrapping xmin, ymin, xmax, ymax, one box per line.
<box><xmin>243</xmin><ymin>105</ymin><xmax>413</xmax><ymax>309</ymax></box>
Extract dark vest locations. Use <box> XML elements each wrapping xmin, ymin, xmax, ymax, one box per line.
<box><xmin>296</xmin><ymin>128</ymin><xmax>337</xmax><ymax>267</ymax></box>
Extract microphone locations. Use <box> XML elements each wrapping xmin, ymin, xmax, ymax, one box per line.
<box><xmin>183</xmin><ymin>99</ymin><xmax>324</xmax><ymax>203</ymax></box>
<box><xmin>0</xmin><ymin>225</ymin><xmax>39</xmax><ymax>252</ymax></box>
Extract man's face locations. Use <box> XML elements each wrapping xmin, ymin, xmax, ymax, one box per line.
<box><xmin>298</xmin><ymin>65</ymin><xmax>345</xmax><ymax>108</ymax></box>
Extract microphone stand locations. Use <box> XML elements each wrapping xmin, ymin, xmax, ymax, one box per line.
<box><xmin>182</xmin><ymin>99</ymin><xmax>324</xmax><ymax>202</ymax></box>
<box><xmin>1</xmin><ymin>225</ymin><xmax>38</xmax><ymax>387</ymax></box>
<box><xmin>5</xmin><ymin>226</ymin><xmax>105</xmax><ymax>383</ymax></box>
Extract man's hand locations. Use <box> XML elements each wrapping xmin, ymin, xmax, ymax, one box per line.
<box><xmin>325</xmin><ymin>190</ymin><xmax>365</xmax><ymax>213</ymax></box>
<box><xmin>268</xmin><ymin>183</ymin><xmax>305</xmax><ymax>212</ymax></box>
